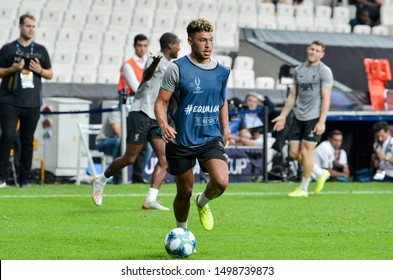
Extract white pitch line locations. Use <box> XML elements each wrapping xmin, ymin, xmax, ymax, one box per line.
<box><xmin>0</xmin><ymin>190</ymin><xmax>393</xmax><ymax>199</ymax></box>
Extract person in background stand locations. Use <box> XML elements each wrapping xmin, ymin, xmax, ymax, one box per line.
<box><xmin>371</xmin><ymin>121</ymin><xmax>393</xmax><ymax>182</ymax></box>
<box><xmin>95</xmin><ymin>108</ymin><xmax>122</xmax><ymax>184</ymax></box>
<box><xmin>0</xmin><ymin>13</ymin><xmax>53</xmax><ymax>188</ymax></box>
<box><xmin>349</xmin><ymin>8</ymin><xmax>372</xmax><ymax>32</ymax></box>
<box><xmin>92</xmin><ymin>32</ymin><xmax>181</xmax><ymax>210</ymax></box>
<box><xmin>243</xmin><ymin>92</ymin><xmax>275</xmax><ymax>146</ymax></box>
<box><xmin>272</xmin><ymin>40</ymin><xmax>333</xmax><ymax>197</ymax></box>
<box><xmin>117</xmin><ymin>34</ymin><xmax>150</xmax><ymax>184</ymax></box>
<box><xmin>228</xmin><ymin>93</ymin><xmax>275</xmax><ymax>146</ymax></box>
<box><xmin>313</xmin><ymin>130</ymin><xmax>350</xmax><ymax>182</ymax></box>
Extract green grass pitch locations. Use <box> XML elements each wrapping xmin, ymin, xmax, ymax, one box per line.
<box><xmin>0</xmin><ymin>181</ymin><xmax>392</xmax><ymax>260</ymax></box>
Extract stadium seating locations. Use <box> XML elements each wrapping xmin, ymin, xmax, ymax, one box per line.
<box><xmin>152</xmin><ymin>14</ymin><xmax>176</xmax><ymax>33</ymax></box>
<box><xmin>276</xmin><ymin>3</ymin><xmax>296</xmax><ymax>31</ymax></box>
<box><xmin>315</xmin><ymin>5</ymin><xmax>333</xmax><ymax>26</ymax></box>
<box><xmin>233</xmin><ymin>56</ymin><xmax>254</xmax><ymax>71</ymax></box>
<box><xmin>135</xmin><ymin>0</ymin><xmax>157</xmax><ymax>10</ymax></box>
<box><xmin>86</xmin><ymin>11</ymin><xmax>110</xmax><ymax>29</ymax></box>
<box><xmin>40</xmin><ymin>8</ymin><xmax>64</xmax><ymax>28</ymax></box>
<box><xmin>2</xmin><ymin>0</ymin><xmax>390</xmax><ymax>84</ymax></box>
<box><xmin>233</xmin><ymin>69</ymin><xmax>256</xmax><ymax>89</ymax></box>
<box><xmin>276</xmin><ymin>77</ymin><xmax>294</xmax><ymax>90</ymax></box>
<box><xmin>372</xmin><ymin>25</ymin><xmax>390</xmax><ymax>36</ymax></box>
<box><xmin>353</xmin><ymin>25</ymin><xmax>372</xmax><ymax>35</ymax></box>
<box><xmin>179</xmin><ymin>0</ymin><xmax>200</xmax><ymax>12</ymax></box>
<box><xmin>157</xmin><ymin>0</ymin><xmax>178</xmax><ymax>13</ymax></box>
<box><xmin>255</xmin><ymin>76</ymin><xmax>275</xmax><ymax>89</ymax></box>
<box><xmin>214</xmin><ymin>54</ymin><xmax>233</xmax><ymax>68</ymax></box>
<box><xmin>63</xmin><ymin>10</ymin><xmax>87</xmax><ymax>28</ymax></box>
<box><xmin>334</xmin><ymin>23</ymin><xmax>351</xmax><ymax>34</ymax></box>
<box><xmin>113</xmin><ymin>0</ymin><xmax>136</xmax><ymax>11</ymax></box>
<box><xmin>48</xmin><ymin>65</ymin><xmax>73</xmax><ymax>83</ymax></box>
<box><xmin>316</xmin><ymin>22</ymin><xmax>335</xmax><ymax>33</ymax></box>
<box><xmin>332</xmin><ymin>6</ymin><xmax>351</xmax><ymax>25</ymax></box>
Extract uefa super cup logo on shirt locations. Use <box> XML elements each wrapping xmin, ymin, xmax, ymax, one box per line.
<box><xmin>194</xmin><ymin>77</ymin><xmax>201</xmax><ymax>91</ymax></box>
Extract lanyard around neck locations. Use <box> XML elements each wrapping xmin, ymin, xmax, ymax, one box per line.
<box><xmin>16</xmin><ymin>42</ymin><xmax>35</xmax><ymax>56</ymax></box>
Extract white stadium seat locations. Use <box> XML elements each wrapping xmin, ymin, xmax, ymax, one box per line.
<box><xmin>91</xmin><ymin>0</ymin><xmax>114</xmax><ymax>11</ymax></box>
<box><xmin>153</xmin><ymin>14</ymin><xmax>176</xmax><ymax>33</ymax></box>
<box><xmin>233</xmin><ymin>56</ymin><xmax>254</xmax><ymax>71</ymax></box>
<box><xmin>57</xmin><ymin>28</ymin><xmax>81</xmax><ymax>44</ymax></box>
<box><xmin>214</xmin><ymin>55</ymin><xmax>233</xmax><ymax>68</ymax></box>
<box><xmin>100</xmin><ymin>52</ymin><xmax>122</xmax><ymax>67</ymax></box>
<box><xmin>52</xmin><ymin>50</ymin><xmax>76</xmax><ymax>65</ymax></box>
<box><xmin>334</xmin><ymin>23</ymin><xmax>351</xmax><ymax>34</ymax></box>
<box><xmin>76</xmin><ymin>51</ymin><xmax>100</xmax><ymax>66</ymax></box>
<box><xmin>49</xmin><ymin>65</ymin><xmax>73</xmax><ymax>83</ymax></box>
<box><xmin>258</xmin><ymin>2</ymin><xmax>275</xmax><ymax>17</ymax></box>
<box><xmin>233</xmin><ymin>70</ymin><xmax>256</xmax><ymax>89</ymax></box>
<box><xmin>40</xmin><ymin>9</ymin><xmax>64</xmax><ymax>28</ymax></box>
<box><xmin>34</xmin><ymin>28</ymin><xmax>58</xmax><ymax>44</ymax></box>
<box><xmin>135</xmin><ymin>0</ymin><xmax>157</xmax><ymax>10</ymax></box>
<box><xmin>333</xmin><ymin>6</ymin><xmax>350</xmax><ymax>25</ymax></box>
<box><xmin>113</xmin><ymin>0</ymin><xmax>136</xmax><ymax>11</ymax></box>
<box><xmin>315</xmin><ymin>5</ymin><xmax>333</xmax><ymax>25</ymax></box>
<box><xmin>63</xmin><ymin>10</ymin><xmax>87</xmax><ymax>28</ymax></box>
<box><xmin>156</xmin><ymin>0</ymin><xmax>178</xmax><ymax>13</ymax></box>
<box><xmin>238</xmin><ymin>14</ymin><xmax>258</xmax><ymax>28</ymax></box>
<box><xmin>353</xmin><ymin>25</ymin><xmax>371</xmax><ymax>35</ymax></box>
<box><xmin>220</xmin><ymin>0</ymin><xmax>239</xmax><ymax>16</ymax></box>
<box><xmin>372</xmin><ymin>25</ymin><xmax>390</xmax><ymax>36</ymax></box>
<box><xmin>132</xmin><ymin>8</ymin><xmax>154</xmax><ymax>30</ymax></box>
<box><xmin>86</xmin><ymin>11</ymin><xmax>110</xmax><ymax>28</ymax></box>
<box><xmin>179</xmin><ymin>0</ymin><xmax>200</xmax><ymax>12</ymax></box>
<box><xmin>255</xmin><ymin>77</ymin><xmax>275</xmax><ymax>89</ymax></box>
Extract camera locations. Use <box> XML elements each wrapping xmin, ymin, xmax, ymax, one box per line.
<box><xmin>15</xmin><ymin>50</ymin><xmax>42</xmax><ymax>64</ymax></box>
<box><xmin>228</xmin><ymin>97</ymin><xmax>243</xmax><ymax>121</ymax></box>
<box><xmin>278</xmin><ymin>64</ymin><xmax>296</xmax><ymax>83</ymax></box>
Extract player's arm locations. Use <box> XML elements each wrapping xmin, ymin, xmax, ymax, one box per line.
<box><xmin>342</xmin><ymin>165</ymin><xmax>350</xmax><ymax>178</ymax></box>
<box><xmin>314</xmin><ymin>85</ymin><xmax>331</xmax><ymax>135</ymax></box>
<box><xmin>111</xmin><ymin>123</ymin><xmax>121</xmax><ymax>137</ymax></box>
<box><xmin>142</xmin><ymin>54</ymin><xmax>162</xmax><ymax>82</ymax></box>
<box><xmin>26</xmin><ymin>57</ymin><xmax>52</xmax><ymax>80</ymax></box>
<box><xmin>271</xmin><ymin>85</ymin><xmax>297</xmax><ymax>131</ymax></box>
<box><xmin>154</xmin><ymin>87</ymin><xmax>177</xmax><ymax>143</ymax></box>
<box><xmin>219</xmin><ymin>101</ymin><xmax>230</xmax><ymax>147</ymax></box>
<box><xmin>0</xmin><ymin>49</ymin><xmax>25</xmax><ymax>78</ymax></box>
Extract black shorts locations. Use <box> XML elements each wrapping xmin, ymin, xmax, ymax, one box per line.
<box><xmin>289</xmin><ymin>117</ymin><xmax>321</xmax><ymax>143</ymax></box>
<box><xmin>126</xmin><ymin>111</ymin><xmax>161</xmax><ymax>144</ymax></box>
<box><xmin>166</xmin><ymin>138</ymin><xmax>229</xmax><ymax>176</ymax></box>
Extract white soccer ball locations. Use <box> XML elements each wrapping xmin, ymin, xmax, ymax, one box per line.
<box><xmin>164</xmin><ymin>227</ymin><xmax>196</xmax><ymax>258</ymax></box>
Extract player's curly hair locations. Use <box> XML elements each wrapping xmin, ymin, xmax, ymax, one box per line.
<box><xmin>186</xmin><ymin>17</ymin><xmax>214</xmax><ymax>37</ymax></box>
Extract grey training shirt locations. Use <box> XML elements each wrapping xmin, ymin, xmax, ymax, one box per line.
<box><xmin>293</xmin><ymin>61</ymin><xmax>333</xmax><ymax>121</ymax></box>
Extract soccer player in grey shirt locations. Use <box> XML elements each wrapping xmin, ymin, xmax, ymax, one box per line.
<box><xmin>272</xmin><ymin>41</ymin><xmax>333</xmax><ymax>197</ymax></box>
<box><xmin>91</xmin><ymin>33</ymin><xmax>181</xmax><ymax>208</ymax></box>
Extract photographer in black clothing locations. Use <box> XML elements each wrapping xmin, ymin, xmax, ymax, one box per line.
<box><xmin>0</xmin><ymin>13</ymin><xmax>53</xmax><ymax>187</ymax></box>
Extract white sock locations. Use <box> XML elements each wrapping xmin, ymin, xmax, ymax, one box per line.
<box><xmin>312</xmin><ymin>164</ymin><xmax>323</xmax><ymax>178</ymax></box>
<box><xmin>97</xmin><ymin>173</ymin><xmax>108</xmax><ymax>184</ymax></box>
<box><xmin>176</xmin><ymin>220</ymin><xmax>188</xmax><ymax>229</ymax></box>
<box><xmin>300</xmin><ymin>177</ymin><xmax>311</xmax><ymax>192</ymax></box>
<box><xmin>197</xmin><ymin>192</ymin><xmax>210</xmax><ymax>208</ymax></box>
<box><xmin>310</xmin><ymin>170</ymin><xmax>316</xmax><ymax>180</ymax></box>
<box><xmin>146</xmin><ymin>187</ymin><xmax>159</xmax><ymax>201</ymax></box>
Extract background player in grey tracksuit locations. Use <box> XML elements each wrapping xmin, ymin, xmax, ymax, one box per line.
<box><xmin>272</xmin><ymin>40</ymin><xmax>333</xmax><ymax>197</ymax></box>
